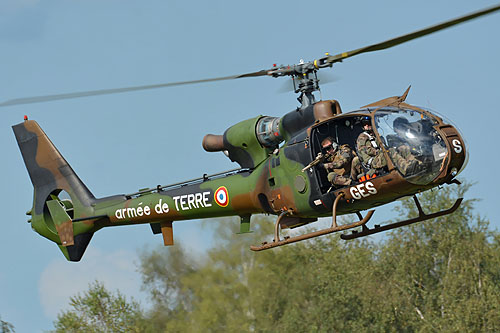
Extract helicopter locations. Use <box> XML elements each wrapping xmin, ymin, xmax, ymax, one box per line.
<box><xmin>6</xmin><ymin>4</ymin><xmax>500</xmax><ymax>262</ymax></box>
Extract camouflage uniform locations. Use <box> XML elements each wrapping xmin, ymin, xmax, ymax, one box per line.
<box><xmin>388</xmin><ymin>145</ymin><xmax>419</xmax><ymax>176</ymax></box>
<box><xmin>356</xmin><ymin>131</ymin><xmax>387</xmax><ymax>172</ymax></box>
<box><xmin>324</xmin><ymin>144</ymin><xmax>354</xmax><ymax>186</ymax></box>
<box><xmin>385</xmin><ymin>132</ymin><xmax>422</xmax><ymax>176</ymax></box>
<box><xmin>350</xmin><ymin>156</ymin><xmax>363</xmax><ymax>180</ymax></box>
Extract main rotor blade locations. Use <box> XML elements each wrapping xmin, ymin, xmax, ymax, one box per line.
<box><xmin>0</xmin><ymin>69</ymin><xmax>271</xmax><ymax>107</ymax></box>
<box><xmin>325</xmin><ymin>3</ymin><xmax>500</xmax><ymax>64</ymax></box>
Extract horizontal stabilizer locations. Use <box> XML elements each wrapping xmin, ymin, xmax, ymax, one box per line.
<box><xmin>46</xmin><ymin>200</ymin><xmax>74</xmax><ymax>246</ymax></box>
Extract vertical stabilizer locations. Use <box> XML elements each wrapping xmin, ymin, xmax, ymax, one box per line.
<box><xmin>13</xmin><ymin>119</ymin><xmax>95</xmax><ymax>261</ymax></box>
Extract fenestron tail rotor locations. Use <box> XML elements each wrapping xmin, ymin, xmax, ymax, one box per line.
<box><xmin>2</xmin><ymin>3</ymin><xmax>499</xmax><ymax>108</ymax></box>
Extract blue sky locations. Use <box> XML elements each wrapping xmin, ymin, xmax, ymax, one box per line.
<box><xmin>1</xmin><ymin>1</ymin><xmax>499</xmax><ymax>331</ymax></box>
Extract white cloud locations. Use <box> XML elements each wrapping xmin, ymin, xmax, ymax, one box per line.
<box><xmin>38</xmin><ymin>246</ymin><xmax>146</xmax><ymax>319</ymax></box>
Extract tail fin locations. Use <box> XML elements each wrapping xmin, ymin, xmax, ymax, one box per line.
<box><xmin>13</xmin><ymin>119</ymin><xmax>96</xmax><ymax>261</ymax></box>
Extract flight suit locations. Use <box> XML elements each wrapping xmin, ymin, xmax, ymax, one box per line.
<box><xmin>324</xmin><ymin>144</ymin><xmax>354</xmax><ymax>186</ymax></box>
<box><xmin>385</xmin><ymin>133</ymin><xmax>422</xmax><ymax>175</ymax></box>
<box><xmin>388</xmin><ymin>145</ymin><xmax>419</xmax><ymax>176</ymax></box>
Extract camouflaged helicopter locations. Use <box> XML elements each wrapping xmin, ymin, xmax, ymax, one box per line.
<box><xmin>6</xmin><ymin>4</ymin><xmax>500</xmax><ymax>261</ymax></box>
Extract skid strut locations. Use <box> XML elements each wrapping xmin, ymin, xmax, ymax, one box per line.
<box><xmin>250</xmin><ymin>193</ymin><xmax>375</xmax><ymax>251</ymax></box>
<box><xmin>341</xmin><ymin>195</ymin><xmax>463</xmax><ymax>240</ymax></box>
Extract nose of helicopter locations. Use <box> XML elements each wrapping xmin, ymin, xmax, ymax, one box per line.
<box><xmin>431</xmin><ymin>111</ymin><xmax>469</xmax><ymax>180</ymax></box>
<box><xmin>374</xmin><ymin>108</ymin><xmax>468</xmax><ymax>185</ymax></box>
<box><xmin>406</xmin><ymin>121</ymin><xmax>468</xmax><ymax>185</ymax></box>
<box><xmin>451</xmin><ymin>125</ymin><xmax>468</xmax><ymax>177</ymax></box>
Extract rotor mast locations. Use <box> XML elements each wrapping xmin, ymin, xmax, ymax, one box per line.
<box><xmin>268</xmin><ymin>56</ymin><xmax>333</xmax><ymax>109</ymax></box>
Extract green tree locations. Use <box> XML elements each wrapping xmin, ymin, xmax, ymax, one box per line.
<box><xmin>138</xmin><ymin>216</ymin><xmax>384</xmax><ymax>332</ymax></box>
<box><xmin>138</xmin><ymin>216</ymin><xmax>276</xmax><ymax>332</ymax></box>
<box><xmin>52</xmin><ymin>281</ymin><xmax>149</xmax><ymax>333</ymax></box>
<box><xmin>138</xmin><ymin>244</ymin><xmax>197</xmax><ymax>332</ymax></box>
<box><xmin>0</xmin><ymin>316</ymin><xmax>15</xmax><ymax>333</ymax></box>
<box><xmin>375</xmin><ymin>184</ymin><xmax>500</xmax><ymax>331</ymax></box>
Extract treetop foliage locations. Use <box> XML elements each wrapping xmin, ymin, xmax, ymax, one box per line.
<box><xmin>0</xmin><ymin>316</ymin><xmax>15</xmax><ymax>333</ymax></box>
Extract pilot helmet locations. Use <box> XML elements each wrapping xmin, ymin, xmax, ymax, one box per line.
<box><xmin>393</xmin><ymin>117</ymin><xmax>410</xmax><ymax>131</ymax></box>
<box><xmin>361</xmin><ymin>116</ymin><xmax>371</xmax><ymax>126</ymax></box>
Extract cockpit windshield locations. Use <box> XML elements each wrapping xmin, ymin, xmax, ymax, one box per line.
<box><xmin>374</xmin><ymin>108</ymin><xmax>447</xmax><ymax>185</ymax></box>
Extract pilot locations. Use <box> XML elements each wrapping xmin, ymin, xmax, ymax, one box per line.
<box><xmin>387</xmin><ymin>117</ymin><xmax>421</xmax><ymax>175</ymax></box>
<box><xmin>387</xmin><ymin>117</ymin><xmax>414</xmax><ymax>147</ymax></box>
<box><xmin>321</xmin><ymin>137</ymin><xmax>354</xmax><ymax>186</ymax></box>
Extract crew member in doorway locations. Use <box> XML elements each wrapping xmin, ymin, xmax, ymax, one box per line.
<box><xmin>321</xmin><ymin>137</ymin><xmax>354</xmax><ymax>186</ymax></box>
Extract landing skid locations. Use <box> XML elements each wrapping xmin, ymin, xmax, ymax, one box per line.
<box><xmin>340</xmin><ymin>195</ymin><xmax>463</xmax><ymax>240</ymax></box>
<box><xmin>250</xmin><ymin>193</ymin><xmax>375</xmax><ymax>251</ymax></box>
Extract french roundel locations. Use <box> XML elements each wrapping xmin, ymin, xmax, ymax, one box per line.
<box><xmin>214</xmin><ymin>186</ymin><xmax>229</xmax><ymax>207</ymax></box>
